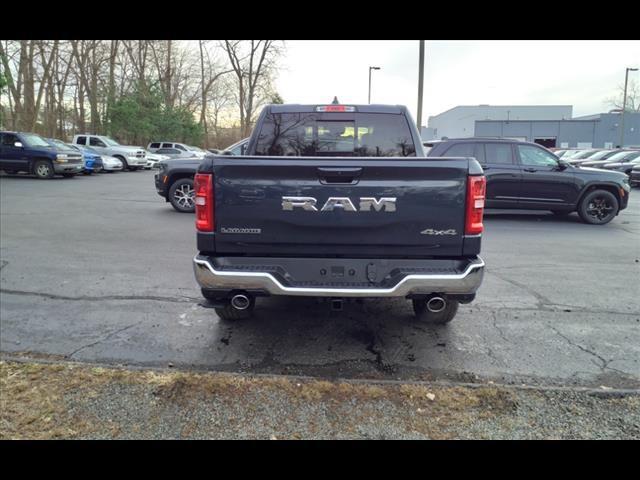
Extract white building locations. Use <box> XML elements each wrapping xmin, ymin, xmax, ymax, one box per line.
<box><xmin>422</xmin><ymin>105</ymin><xmax>573</xmax><ymax>140</ymax></box>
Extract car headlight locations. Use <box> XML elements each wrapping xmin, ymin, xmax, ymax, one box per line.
<box><xmin>56</xmin><ymin>154</ymin><xmax>68</xmax><ymax>163</ymax></box>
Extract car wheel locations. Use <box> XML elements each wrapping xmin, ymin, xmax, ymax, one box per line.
<box><xmin>169</xmin><ymin>178</ymin><xmax>196</xmax><ymax>213</ymax></box>
<box><xmin>412</xmin><ymin>297</ymin><xmax>459</xmax><ymax>324</ymax></box>
<box><xmin>33</xmin><ymin>160</ymin><xmax>55</xmax><ymax>179</ymax></box>
<box><xmin>118</xmin><ymin>157</ymin><xmax>129</xmax><ymax>170</ymax></box>
<box><xmin>578</xmin><ymin>189</ymin><xmax>618</xmax><ymax>225</ymax></box>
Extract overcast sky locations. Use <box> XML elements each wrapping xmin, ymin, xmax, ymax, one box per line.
<box><xmin>275</xmin><ymin>40</ymin><xmax>640</xmax><ymax>124</ymax></box>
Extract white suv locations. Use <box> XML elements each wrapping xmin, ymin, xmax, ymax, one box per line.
<box><xmin>147</xmin><ymin>142</ymin><xmax>206</xmax><ymax>159</ymax></box>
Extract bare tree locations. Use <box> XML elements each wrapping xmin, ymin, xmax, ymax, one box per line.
<box><xmin>0</xmin><ymin>40</ymin><xmax>59</xmax><ymax>131</ymax></box>
<box><xmin>222</xmin><ymin>40</ymin><xmax>282</xmax><ymax>137</ymax></box>
<box><xmin>606</xmin><ymin>79</ymin><xmax>640</xmax><ymax>112</ymax></box>
<box><xmin>197</xmin><ymin>41</ymin><xmax>233</xmax><ymax>148</ymax></box>
<box><xmin>71</xmin><ymin>40</ymin><xmax>109</xmax><ymax>133</ymax></box>
<box><xmin>0</xmin><ymin>39</ymin><xmax>285</xmax><ymax>146</ymax></box>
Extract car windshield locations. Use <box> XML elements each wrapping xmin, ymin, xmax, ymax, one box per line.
<box><xmin>51</xmin><ymin>139</ymin><xmax>70</xmax><ymax>150</ymax></box>
<box><xmin>585</xmin><ymin>150</ymin><xmax>613</xmax><ymax>161</ymax></box>
<box><xmin>606</xmin><ymin>151</ymin><xmax>637</xmax><ymax>162</ymax></box>
<box><xmin>573</xmin><ymin>150</ymin><xmax>600</xmax><ymax>159</ymax></box>
<box><xmin>21</xmin><ymin>133</ymin><xmax>52</xmax><ymax>148</ymax></box>
<box><xmin>102</xmin><ymin>137</ymin><xmax>120</xmax><ymax>146</ymax></box>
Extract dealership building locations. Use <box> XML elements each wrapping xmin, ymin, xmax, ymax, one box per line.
<box><xmin>421</xmin><ymin>105</ymin><xmax>640</xmax><ymax>148</ymax></box>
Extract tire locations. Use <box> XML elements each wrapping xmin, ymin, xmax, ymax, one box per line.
<box><xmin>33</xmin><ymin>160</ymin><xmax>55</xmax><ymax>179</ymax></box>
<box><xmin>214</xmin><ymin>300</ymin><xmax>255</xmax><ymax>321</ymax></box>
<box><xmin>168</xmin><ymin>178</ymin><xmax>195</xmax><ymax>213</ymax></box>
<box><xmin>130</xmin><ymin>166</ymin><xmax>139</xmax><ymax>171</ymax></box>
<box><xmin>117</xmin><ymin>157</ymin><xmax>129</xmax><ymax>171</ymax></box>
<box><xmin>578</xmin><ymin>189</ymin><xmax>618</xmax><ymax>225</ymax></box>
<box><xmin>412</xmin><ymin>297</ymin><xmax>459</xmax><ymax>324</ymax></box>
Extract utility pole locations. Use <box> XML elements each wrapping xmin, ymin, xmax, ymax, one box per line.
<box><xmin>368</xmin><ymin>66</ymin><xmax>380</xmax><ymax>104</ymax></box>
<box><xmin>416</xmin><ymin>40</ymin><xmax>425</xmax><ymax>130</ymax></box>
<box><xmin>620</xmin><ymin>67</ymin><xmax>639</xmax><ymax>147</ymax></box>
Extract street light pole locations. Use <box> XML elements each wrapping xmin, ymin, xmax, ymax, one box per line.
<box><xmin>368</xmin><ymin>66</ymin><xmax>380</xmax><ymax>104</ymax></box>
<box><xmin>619</xmin><ymin>67</ymin><xmax>638</xmax><ymax>147</ymax></box>
<box><xmin>416</xmin><ymin>40</ymin><xmax>425</xmax><ymax>129</ymax></box>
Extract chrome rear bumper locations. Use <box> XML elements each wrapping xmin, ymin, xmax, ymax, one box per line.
<box><xmin>193</xmin><ymin>255</ymin><xmax>484</xmax><ymax>298</ymax></box>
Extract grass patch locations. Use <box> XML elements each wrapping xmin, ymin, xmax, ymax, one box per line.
<box><xmin>3</xmin><ymin>359</ymin><xmax>635</xmax><ymax>439</ymax></box>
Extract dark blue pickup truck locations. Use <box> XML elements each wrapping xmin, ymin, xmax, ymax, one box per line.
<box><xmin>1</xmin><ymin>131</ymin><xmax>84</xmax><ymax>178</ymax></box>
<box><xmin>0</xmin><ymin>131</ymin><xmax>83</xmax><ymax>178</ymax></box>
<box><xmin>192</xmin><ymin>103</ymin><xmax>486</xmax><ymax>323</ymax></box>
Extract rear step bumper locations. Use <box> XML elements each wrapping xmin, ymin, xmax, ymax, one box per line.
<box><xmin>193</xmin><ymin>255</ymin><xmax>484</xmax><ymax>298</ymax></box>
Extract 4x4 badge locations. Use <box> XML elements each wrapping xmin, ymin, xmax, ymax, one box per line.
<box><xmin>420</xmin><ymin>228</ymin><xmax>457</xmax><ymax>235</ymax></box>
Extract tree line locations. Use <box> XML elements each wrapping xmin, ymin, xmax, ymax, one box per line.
<box><xmin>0</xmin><ymin>40</ymin><xmax>283</xmax><ymax>149</ymax></box>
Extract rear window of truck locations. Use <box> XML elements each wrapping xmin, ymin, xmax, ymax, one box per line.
<box><xmin>254</xmin><ymin>112</ymin><xmax>416</xmax><ymax>157</ymax></box>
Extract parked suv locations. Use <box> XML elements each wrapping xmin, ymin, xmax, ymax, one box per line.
<box><xmin>154</xmin><ymin>138</ymin><xmax>249</xmax><ymax>213</ymax></box>
<box><xmin>147</xmin><ymin>142</ymin><xmax>206</xmax><ymax>158</ymax></box>
<box><xmin>72</xmin><ymin>134</ymin><xmax>146</xmax><ymax>171</ymax></box>
<box><xmin>426</xmin><ymin>138</ymin><xmax>630</xmax><ymax>225</ymax></box>
<box><xmin>1</xmin><ymin>131</ymin><xmax>83</xmax><ymax>179</ymax></box>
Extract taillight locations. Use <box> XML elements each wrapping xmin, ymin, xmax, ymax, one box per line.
<box><xmin>194</xmin><ymin>173</ymin><xmax>214</xmax><ymax>232</ymax></box>
<box><xmin>465</xmin><ymin>175</ymin><xmax>486</xmax><ymax>235</ymax></box>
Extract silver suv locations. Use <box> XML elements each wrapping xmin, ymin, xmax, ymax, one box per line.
<box><xmin>73</xmin><ymin>134</ymin><xmax>147</xmax><ymax>171</ymax></box>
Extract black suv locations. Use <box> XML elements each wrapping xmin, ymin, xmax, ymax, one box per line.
<box><xmin>154</xmin><ymin>138</ymin><xmax>250</xmax><ymax>213</ymax></box>
<box><xmin>426</xmin><ymin>138</ymin><xmax>630</xmax><ymax>225</ymax></box>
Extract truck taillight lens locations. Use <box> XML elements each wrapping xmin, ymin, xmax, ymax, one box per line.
<box><xmin>194</xmin><ymin>173</ymin><xmax>214</xmax><ymax>232</ymax></box>
<box><xmin>465</xmin><ymin>175</ymin><xmax>486</xmax><ymax>235</ymax></box>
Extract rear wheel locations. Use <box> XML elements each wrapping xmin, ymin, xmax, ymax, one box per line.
<box><xmin>169</xmin><ymin>178</ymin><xmax>195</xmax><ymax>213</ymax></box>
<box><xmin>412</xmin><ymin>297</ymin><xmax>459</xmax><ymax>324</ymax></box>
<box><xmin>578</xmin><ymin>189</ymin><xmax>618</xmax><ymax>225</ymax></box>
<box><xmin>33</xmin><ymin>160</ymin><xmax>54</xmax><ymax>179</ymax></box>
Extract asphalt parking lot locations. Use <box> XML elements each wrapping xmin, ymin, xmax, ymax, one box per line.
<box><xmin>1</xmin><ymin>170</ymin><xmax>639</xmax><ymax>389</ymax></box>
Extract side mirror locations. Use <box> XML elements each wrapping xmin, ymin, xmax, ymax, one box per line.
<box><xmin>240</xmin><ymin>144</ymin><xmax>247</xmax><ymax>155</ymax></box>
<box><xmin>14</xmin><ymin>141</ymin><xmax>23</xmax><ymax>148</ymax></box>
<box><xmin>557</xmin><ymin>159</ymin><xmax>569</xmax><ymax>170</ymax></box>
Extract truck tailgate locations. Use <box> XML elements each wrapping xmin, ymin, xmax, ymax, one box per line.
<box><xmin>211</xmin><ymin>156</ymin><xmax>470</xmax><ymax>257</ymax></box>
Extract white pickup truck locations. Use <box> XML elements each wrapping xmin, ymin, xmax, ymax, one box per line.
<box><xmin>72</xmin><ymin>134</ymin><xmax>147</xmax><ymax>171</ymax></box>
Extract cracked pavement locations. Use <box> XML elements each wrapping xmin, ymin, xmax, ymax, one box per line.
<box><xmin>1</xmin><ymin>171</ymin><xmax>639</xmax><ymax>389</ymax></box>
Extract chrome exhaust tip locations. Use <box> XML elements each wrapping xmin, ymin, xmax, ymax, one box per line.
<box><xmin>230</xmin><ymin>294</ymin><xmax>250</xmax><ymax>310</ymax></box>
<box><xmin>426</xmin><ymin>296</ymin><xmax>446</xmax><ymax>313</ymax></box>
